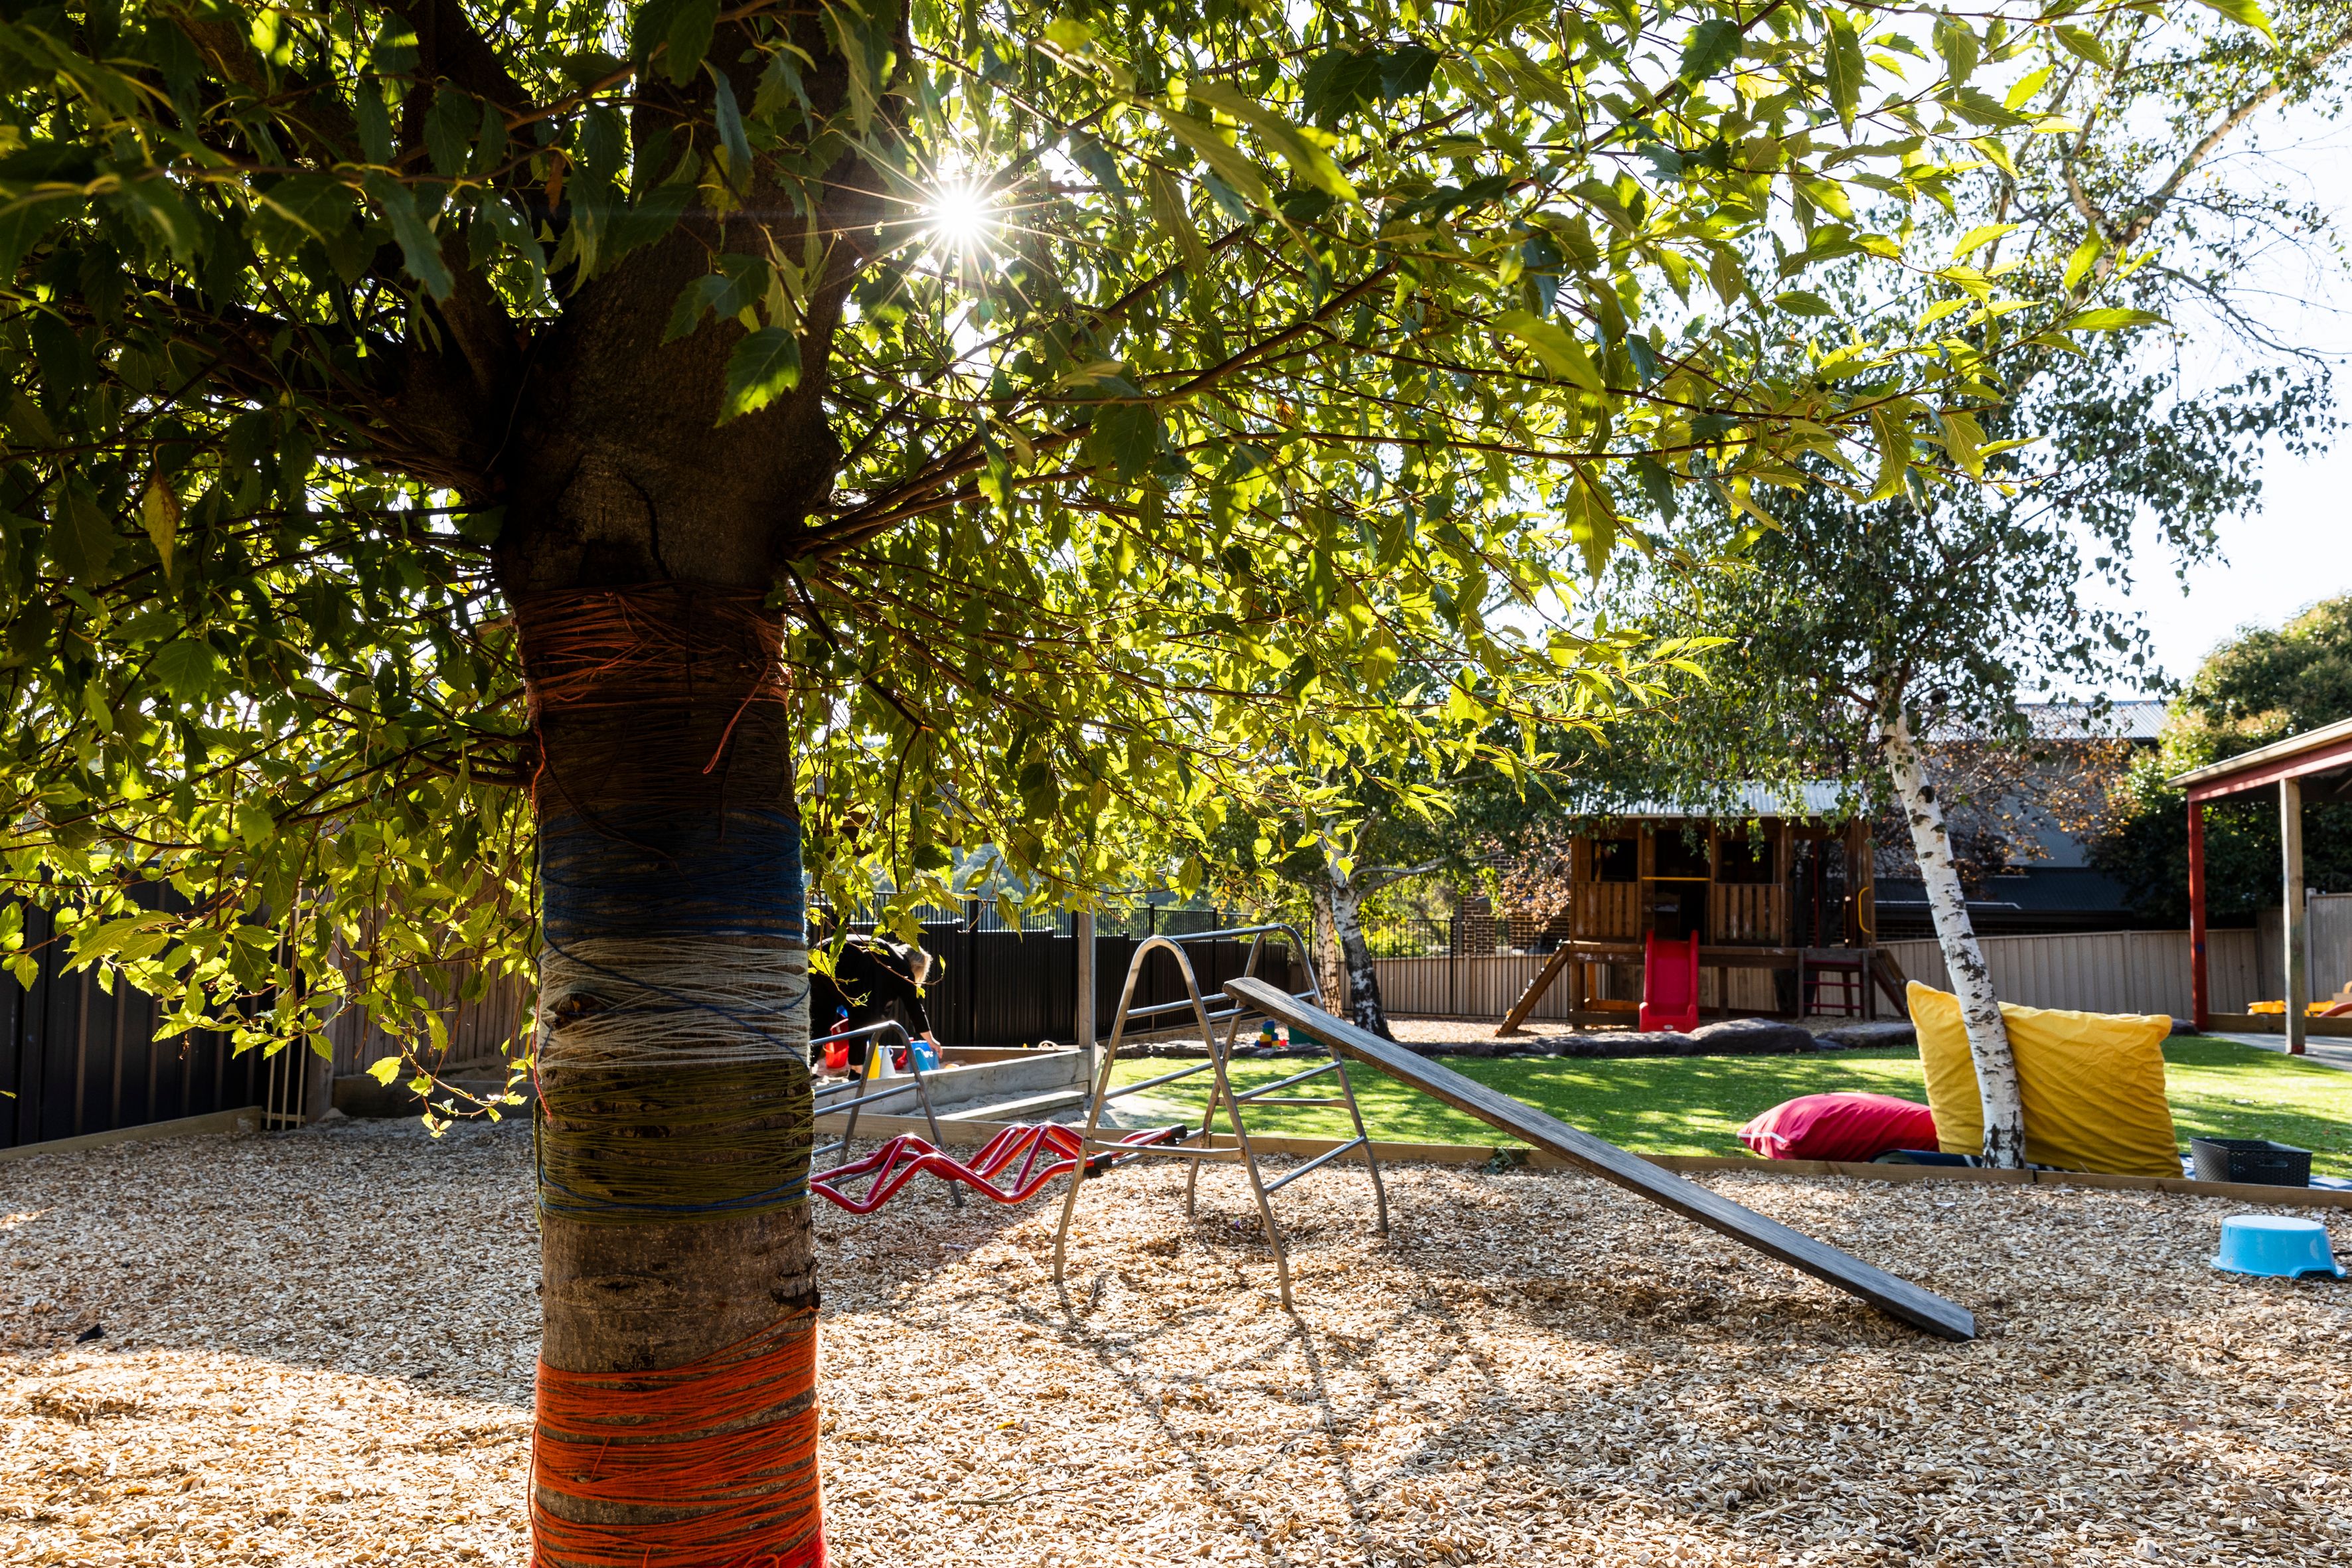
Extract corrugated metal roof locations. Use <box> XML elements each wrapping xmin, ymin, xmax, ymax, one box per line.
<box><xmin>1562</xmin><ymin>782</ymin><xmax>1853</xmax><ymax>821</ymax></box>
<box><xmin>1928</xmin><ymin>700</ymin><xmax>2167</xmax><ymax>742</ymax></box>
<box><xmin>2021</xmin><ymin>700</ymin><xmax>2166</xmax><ymax>741</ymax></box>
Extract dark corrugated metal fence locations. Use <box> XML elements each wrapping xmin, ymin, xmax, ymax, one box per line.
<box><xmin>0</xmin><ymin>902</ymin><xmax>272</xmax><ymax>1150</ymax></box>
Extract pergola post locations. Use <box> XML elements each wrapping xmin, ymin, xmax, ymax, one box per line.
<box><xmin>1073</xmin><ymin>907</ymin><xmax>1097</xmax><ymax>1062</ymax></box>
<box><xmin>2283</xmin><ymin>778</ymin><xmax>2307</xmax><ymax>1057</ymax></box>
<box><xmin>2187</xmin><ymin>797</ymin><xmax>2209</xmax><ymax>1032</ymax></box>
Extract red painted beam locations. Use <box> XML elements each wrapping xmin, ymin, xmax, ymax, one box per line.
<box><xmin>2188</xmin><ymin>799</ymin><xmax>2209</xmax><ymax>1032</ymax></box>
<box><xmin>2185</xmin><ymin>732</ymin><xmax>2352</xmax><ymax>801</ymax></box>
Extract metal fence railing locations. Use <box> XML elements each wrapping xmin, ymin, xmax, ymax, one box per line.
<box><xmin>1360</xmin><ymin>911</ymin><xmax>1572</xmax><ymax>959</ymax></box>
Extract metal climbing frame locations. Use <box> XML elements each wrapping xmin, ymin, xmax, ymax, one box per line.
<box><xmin>810</xmin><ymin>1020</ymin><xmax>961</xmax><ymax>1207</ymax></box>
<box><xmin>1050</xmin><ymin>923</ymin><xmax>1389</xmax><ymax>1310</ymax></box>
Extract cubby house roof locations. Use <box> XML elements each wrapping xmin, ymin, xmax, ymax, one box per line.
<box><xmin>1565</xmin><ymin>783</ymin><xmax>1850</xmax><ymax>823</ymax></box>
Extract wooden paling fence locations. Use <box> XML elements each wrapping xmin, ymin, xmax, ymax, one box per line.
<box><xmin>1372</xmin><ymin>953</ymin><xmax>1778</xmax><ymax>1020</ymax></box>
<box><xmin>1377</xmin><ymin>927</ymin><xmax>2273</xmax><ymax>1025</ymax></box>
<box><xmin>1881</xmin><ymin>928</ymin><xmax>2262</xmax><ymax>1020</ymax></box>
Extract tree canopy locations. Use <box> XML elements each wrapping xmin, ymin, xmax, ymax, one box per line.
<box><xmin>2096</xmin><ymin>593</ymin><xmax>2352</xmax><ymax>924</ymax></box>
<box><xmin>1589</xmin><ymin>0</ymin><xmax>2339</xmax><ymax>813</ymax></box>
<box><xmin>0</xmin><ymin>0</ymin><xmax>2179</xmax><ymax>1097</ymax></box>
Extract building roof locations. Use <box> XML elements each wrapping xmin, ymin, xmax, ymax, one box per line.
<box><xmin>1926</xmin><ymin>700</ymin><xmax>2166</xmax><ymax>743</ymax></box>
<box><xmin>2022</xmin><ymin>700</ymin><xmax>2166</xmax><ymax>742</ymax></box>
<box><xmin>2169</xmin><ymin>714</ymin><xmax>2352</xmax><ymax>801</ymax></box>
<box><xmin>1565</xmin><ymin>783</ymin><xmax>1853</xmax><ymax>822</ymax></box>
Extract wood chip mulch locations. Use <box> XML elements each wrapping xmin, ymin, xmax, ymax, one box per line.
<box><xmin>2</xmin><ymin>1119</ymin><xmax>2347</xmax><ymax>1565</ymax></box>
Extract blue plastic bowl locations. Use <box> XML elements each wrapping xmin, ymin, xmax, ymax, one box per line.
<box><xmin>2212</xmin><ymin>1215</ymin><xmax>2346</xmax><ymax>1279</ymax></box>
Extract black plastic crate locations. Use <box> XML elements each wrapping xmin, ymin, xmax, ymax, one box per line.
<box><xmin>2191</xmin><ymin>1137</ymin><xmax>2313</xmax><ymax>1188</ymax></box>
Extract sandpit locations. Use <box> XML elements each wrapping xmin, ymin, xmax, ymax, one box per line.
<box><xmin>1</xmin><ymin>1120</ymin><xmax>2347</xmax><ymax>1566</ymax></box>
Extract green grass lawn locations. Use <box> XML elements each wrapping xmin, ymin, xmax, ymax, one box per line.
<box><xmin>1109</xmin><ymin>1037</ymin><xmax>2352</xmax><ymax>1176</ymax></box>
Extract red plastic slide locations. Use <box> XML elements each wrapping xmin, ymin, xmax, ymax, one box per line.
<box><xmin>1639</xmin><ymin>930</ymin><xmax>1701</xmax><ymax>1033</ymax></box>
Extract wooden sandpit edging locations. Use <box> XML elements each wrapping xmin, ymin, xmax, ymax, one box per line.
<box><xmin>818</xmin><ymin>1105</ymin><xmax>2352</xmax><ymax>1210</ymax></box>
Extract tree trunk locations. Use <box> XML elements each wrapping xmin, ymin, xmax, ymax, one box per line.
<box><xmin>1325</xmin><ymin>869</ymin><xmax>1395</xmax><ymax>1040</ymax></box>
<box><xmin>1883</xmin><ymin>707</ymin><xmax>2026</xmax><ymax>1168</ymax></box>
<box><xmin>1308</xmin><ymin>880</ymin><xmax>1345</xmax><ymax>1010</ymax></box>
<box><xmin>520</xmin><ymin>586</ymin><xmax>823</xmax><ymax>1567</ymax></box>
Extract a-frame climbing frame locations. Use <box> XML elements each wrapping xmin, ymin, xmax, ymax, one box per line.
<box><xmin>1050</xmin><ymin>924</ymin><xmax>1388</xmax><ymax>1310</ymax></box>
<box><xmin>1226</xmin><ymin>977</ymin><xmax>1974</xmax><ymax>1340</ymax></box>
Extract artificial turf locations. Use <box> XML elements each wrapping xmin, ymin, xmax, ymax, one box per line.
<box><xmin>1108</xmin><ymin>1036</ymin><xmax>2352</xmax><ymax>1176</ymax></box>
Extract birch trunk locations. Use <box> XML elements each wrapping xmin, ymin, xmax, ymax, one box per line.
<box><xmin>1883</xmin><ymin>708</ymin><xmax>2026</xmax><ymax>1167</ymax></box>
<box><xmin>1308</xmin><ymin>880</ymin><xmax>1346</xmax><ymax>1010</ymax></box>
<box><xmin>1325</xmin><ymin>870</ymin><xmax>1396</xmax><ymax>1040</ymax></box>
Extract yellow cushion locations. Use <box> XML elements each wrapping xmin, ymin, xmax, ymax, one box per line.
<box><xmin>1908</xmin><ymin>982</ymin><xmax>2180</xmax><ymax>1178</ymax></box>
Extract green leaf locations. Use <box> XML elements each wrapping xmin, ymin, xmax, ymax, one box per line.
<box><xmin>50</xmin><ymin>479</ymin><xmax>116</xmax><ymax>581</ymax></box>
<box><xmin>664</xmin><ymin>0</ymin><xmax>720</xmax><ymax>85</ymax></box>
<box><xmin>116</xmin><ymin>177</ymin><xmax>198</xmax><ymax>262</ymax></box>
<box><xmin>2053</xmin><ymin>26</ymin><xmax>2110</xmax><ymax>68</ymax></box>
<box><xmin>425</xmin><ymin>87</ymin><xmax>477</xmax><ymax>177</ymax></box>
<box><xmin>1678</xmin><ymin>17</ymin><xmax>1742</xmax><ymax>82</ymax></box>
<box><xmin>2059</xmin><ymin>307</ymin><xmax>2163</xmax><ymax>332</ymax></box>
<box><xmin>1824</xmin><ymin>11</ymin><xmax>1863</xmax><ymax>133</ymax></box>
<box><xmin>360</xmin><ymin>173</ymin><xmax>453</xmax><ymax>299</ymax></box>
<box><xmin>721</xmin><ymin>327</ymin><xmax>802</xmax><ymax>421</ymax></box>
<box><xmin>367</xmin><ymin>1056</ymin><xmax>403</xmax><ymax>1085</ymax></box>
<box><xmin>1772</xmin><ymin>289</ymin><xmax>1835</xmax><ymax>317</ymax></box>
<box><xmin>1951</xmin><ymin>222</ymin><xmax>2017</xmax><ymax>262</ymax></box>
<box><xmin>710</xmin><ymin>68</ymin><xmax>753</xmax><ymax>191</ymax></box>
<box><xmin>2003</xmin><ymin>64</ymin><xmax>2053</xmax><ymax>116</ymax></box>
<box><xmin>2061</xmin><ymin>234</ymin><xmax>2104</xmax><ymax>290</ymax></box>
<box><xmin>1495</xmin><ymin>309</ymin><xmax>1603</xmax><ymax>392</ymax></box>
<box><xmin>140</xmin><ymin>480</ymin><xmax>177</xmax><ymax>577</ymax></box>
<box><xmin>1184</xmin><ymin>82</ymin><xmax>1356</xmax><ymax>201</ymax></box>
<box><xmin>1865</xmin><ymin>405</ymin><xmax>1910</xmax><ymax>501</ymax></box>
<box><xmin>2191</xmin><ymin>0</ymin><xmax>2277</xmax><ymax>44</ymax></box>
<box><xmin>1157</xmin><ymin>106</ymin><xmax>1272</xmax><ymax>208</ymax></box>
<box><xmin>151</xmin><ymin>638</ymin><xmax>221</xmax><ymax>703</ymax></box>
<box><xmin>1932</xmin><ymin>13</ymin><xmax>1978</xmax><ymax>84</ymax></box>
<box><xmin>1146</xmin><ymin>168</ymin><xmax>1211</xmax><ymax>275</ymax></box>
<box><xmin>1936</xmin><ymin>410</ymin><xmax>1986</xmax><ymax>478</ymax></box>
<box><xmin>1042</xmin><ymin>17</ymin><xmax>1095</xmax><ymax>55</ymax></box>
<box><xmin>354</xmin><ymin>77</ymin><xmax>395</xmax><ymax>164</ymax></box>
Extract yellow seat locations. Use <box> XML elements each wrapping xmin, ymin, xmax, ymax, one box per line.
<box><xmin>1908</xmin><ymin>983</ymin><xmax>2180</xmax><ymax>1178</ymax></box>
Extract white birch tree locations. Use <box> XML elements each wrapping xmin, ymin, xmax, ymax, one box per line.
<box><xmin>1607</xmin><ymin>1</ymin><xmax>2347</xmax><ymax>1166</ymax></box>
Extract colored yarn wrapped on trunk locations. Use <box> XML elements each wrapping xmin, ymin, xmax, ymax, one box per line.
<box><xmin>538</xmin><ymin>939</ymin><xmax>810</xmax><ymax>1069</ymax></box>
<box><xmin>534</xmin><ymin>1058</ymin><xmax>814</xmax><ymax>1224</ymax></box>
<box><xmin>532</xmin><ymin>1312</ymin><xmax>825</xmax><ymax>1568</ymax></box>
<box><xmin>522</xmin><ymin>587</ymin><xmax>807</xmax><ymax>949</ymax></box>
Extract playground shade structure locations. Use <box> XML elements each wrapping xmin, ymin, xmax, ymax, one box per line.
<box><xmin>1226</xmin><ymin>977</ymin><xmax>1975</xmax><ymax>1340</ymax></box>
<box><xmin>1909</xmin><ymin>983</ymin><xmax>2181</xmax><ymax>1178</ymax></box>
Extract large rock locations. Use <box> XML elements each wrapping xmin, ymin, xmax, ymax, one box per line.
<box><xmin>1543</xmin><ymin>1030</ymin><xmax>1701</xmax><ymax>1058</ymax></box>
<box><xmin>1687</xmin><ymin>1017</ymin><xmax>1818</xmax><ymax>1055</ymax></box>
<box><xmin>1813</xmin><ymin>1020</ymin><xmax>1918</xmax><ymax>1050</ymax></box>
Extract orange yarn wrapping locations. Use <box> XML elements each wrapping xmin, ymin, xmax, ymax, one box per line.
<box><xmin>517</xmin><ymin>586</ymin><xmax>793</xmax><ymax>720</ymax></box>
<box><xmin>532</xmin><ymin>1313</ymin><xmax>825</xmax><ymax>1568</ymax></box>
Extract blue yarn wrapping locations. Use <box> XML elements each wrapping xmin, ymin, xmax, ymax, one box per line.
<box><xmin>540</xmin><ymin>806</ymin><xmax>806</xmax><ymax>945</ymax></box>
<box><xmin>535</xmin><ymin>808</ymin><xmax>812</xmax><ymax>1225</ymax></box>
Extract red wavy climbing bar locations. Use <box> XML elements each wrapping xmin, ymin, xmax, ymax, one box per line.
<box><xmin>811</xmin><ymin>1123</ymin><xmax>1185</xmax><ymax>1214</ymax></box>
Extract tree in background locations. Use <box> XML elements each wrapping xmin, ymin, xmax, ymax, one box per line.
<box><xmin>1601</xmin><ymin>0</ymin><xmax>2341</xmax><ymax>1166</ymax></box>
<box><xmin>0</xmin><ymin>3</ymin><xmax>2118</xmax><ymax>1560</ymax></box>
<box><xmin>2096</xmin><ymin>593</ymin><xmax>2352</xmax><ymax>923</ymax></box>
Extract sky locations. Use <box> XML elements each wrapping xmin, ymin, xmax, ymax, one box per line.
<box><xmin>2084</xmin><ymin>95</ymin><xmax>2352</xmax><ymax>695</ymax></box>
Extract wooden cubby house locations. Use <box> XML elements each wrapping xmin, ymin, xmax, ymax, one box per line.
<box><xmin>1497</xmin><ymin>793</ymin><xmax>1909</xmax><ymax>1034</ymax></box>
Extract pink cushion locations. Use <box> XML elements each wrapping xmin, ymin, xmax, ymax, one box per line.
<box><xmin>1739</xmin><ymin>1092</ymin><xmax>1938</xmax><ymax>1163</ymax></box>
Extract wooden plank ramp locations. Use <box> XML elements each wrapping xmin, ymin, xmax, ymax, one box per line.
<box><xmin>1223</xmin><ymin>977</ymin><xmax>1975</xmax><ymax>1341</ymax></box>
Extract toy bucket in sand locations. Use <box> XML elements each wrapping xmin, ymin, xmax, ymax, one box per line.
<box><xmin>2212</xmin><ymin>1215</ymin><xmax>2345</xmax><ymax>1279</ymax></box>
